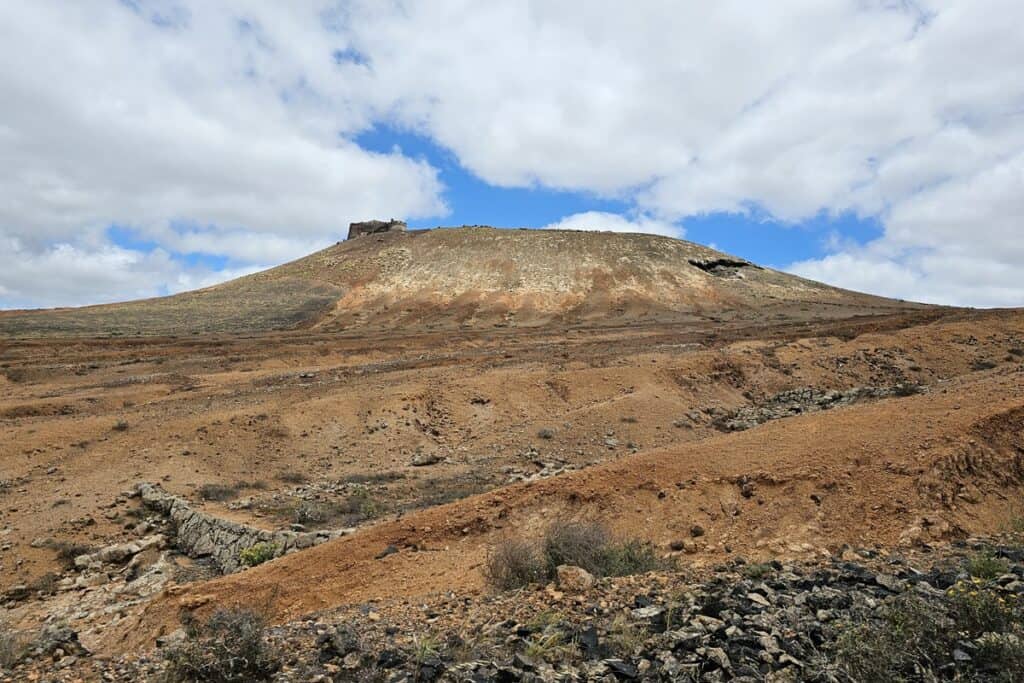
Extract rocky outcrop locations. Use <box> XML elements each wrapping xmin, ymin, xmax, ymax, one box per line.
<box><xmin>135</xmin><ymin>483</ymin><xmax>349</xmax><ymax>573</ymax></box>
<box><xmin>347</xmin><ymin>219</ymin><xmax>407</xmax><ymax>240</ymax></box>
<box><xmin>712</xmin><ymin>384</ymin><xmax>925</xmax><ymax>432</ymax></box>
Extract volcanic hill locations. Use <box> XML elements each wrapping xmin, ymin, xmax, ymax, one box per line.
<box><xmin>4</xmin><ymin>226</ymin><xmax>1024</xmax><ymax>682</ymax></box>
<box><xmin>0</xmin><ymin>227</ymin><xmax>923</xmax><ymax>338</ymax></box>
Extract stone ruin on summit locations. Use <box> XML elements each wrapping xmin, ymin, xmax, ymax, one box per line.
<box><xmin>347</xmin><ymin>219</ymin><xmax>408</xmax><ymax>239</ymax></box>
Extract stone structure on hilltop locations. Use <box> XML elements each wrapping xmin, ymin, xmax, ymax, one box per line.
<box><xmin>347</xmin><ymin>219</ymin><xmax>408</xmax><ymax>240</ymax></box>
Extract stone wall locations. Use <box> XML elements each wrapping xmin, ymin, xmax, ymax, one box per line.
<box><xmin>347</xmin><ymin>219</ymin><xmax>408</xmax><ymax>239</ymax></box>
<box><xmin>136</xmin><ymin>483</ymin><xmax>348</xmax><ymax>573</ymax></box>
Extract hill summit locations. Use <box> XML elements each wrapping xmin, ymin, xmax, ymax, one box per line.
<box><xmin>0</xmin><ymin>227</ymin><xmax>922</xmax><ymax>337</ymax></box>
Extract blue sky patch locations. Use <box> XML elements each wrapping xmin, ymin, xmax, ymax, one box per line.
<box><xmin>354</xmin><ymin>124</ymin><xmax>882</xmax><ymax>267</ymax></box>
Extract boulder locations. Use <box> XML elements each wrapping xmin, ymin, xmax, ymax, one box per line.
<box><xmin>556</xmin><ymin>565</ymin><xmax>596</xmax><ymax>592</ymax></box>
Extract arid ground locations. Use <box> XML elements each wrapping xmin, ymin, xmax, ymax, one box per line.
<box><xmin>1</xmin><ymin>230</ymin><xmax>1023</xmax><ymax>680</ymax></box>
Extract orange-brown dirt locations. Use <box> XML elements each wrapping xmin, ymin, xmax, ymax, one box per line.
<box><xmin>3</xmin><ymin>305</ymin><xmax>1023</xmax><ymax>658</ymax></box>
<box><xmin>0</xmin><ymin>227</ymin><xmax>923</xmax><ymax>337</ymax></box>
<box><xmin>2</xmin><ymin>230</ymin><xmax>1023</xmax><ymax>667</ymax></box>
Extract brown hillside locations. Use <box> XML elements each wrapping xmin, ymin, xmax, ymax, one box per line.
<box><xmin>0</xmin><ymin>227</ymin><xmax>924</xmax><ymax>337</ymax></box>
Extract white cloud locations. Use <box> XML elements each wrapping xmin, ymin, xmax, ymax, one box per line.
<box><xmin>791</xmin><ymin>150</ymin><xmax>1024</xmax><ymax>307</ymax></box>
<box><xmin>339</xmin><ymin>0</ymin><xmax>1024</xmax><ymax>307</ymax></box>
<box><xmin>541</xmin><ymin>212</ymin><xmax>681</xmax><ymax>238</ymax></box>
<box><xmin>0</xmin><ymin>235</ymin><xmax>262</xmax><ymax>309</ymax></box>
<box><xmin>1</xmin><ymin>1</ymin><xmax>1022</xmax><ymax>308</ymax></box>
<box><xmin>0</xmin><ymin>1</ymin><xmax>445</xmax><ymax>307</ymax></box>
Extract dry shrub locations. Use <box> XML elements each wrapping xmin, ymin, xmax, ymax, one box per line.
<box><xmin>0</xmin><ymin>628</ymin><xmax>26</xmax><ymax>670</ymax></box>
<box><xmin>163</xmin><ymin>609</ymin><xmax>280</xmax><ymax>683</ymax></box>
<box><xmin>484</xmin><ymin>519</ymin><xmax>668</xmax><ymax>591</ymax></box>
<box><xmin>198</xmin><ymin>483</ymin><xmax>240</xmax><ymax>502</ymax></box>
<box><xmin>483</xmin><ymin>537</ymin><xmax>545</xmax><ymax>591</ymax></box>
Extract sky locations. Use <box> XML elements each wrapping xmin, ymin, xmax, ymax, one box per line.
<box><xmin>1</xmin><ymin>1</ymin><xmax>1022</xmax><ymax>310</ymax></box>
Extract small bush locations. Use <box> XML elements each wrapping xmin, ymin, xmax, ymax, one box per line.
<box><xmin>339</xmin><ymin>471</ymin><xmax>404</xmax><ymax>485</ymax></box>
<box><xmin>965</xmin><ymin>551</ymin><xmax>1010</xmax><ymax>580</ymax></box>
<box><xmin>347</xmin><ymin>488</ymin><xmax>384</xmax><ymax>519</ymax></box>
<box><xmin>838</xmin><ymin>582</ymin><xmax>1024</xmax><ymax>682</ymax></box>
<box><xmin>741</xmin><ymin>562</ymin><xmax>773</xmax><ymax>580</ymax></box>
<box><xmin>112</xmin><ymin>419</ymin><xmax>129</xmax><ymax>432</ymax></box>
<box><xmin>163</xmin><ymin>609</ymin><xmax>280</xmax><ymax>683</ymax></box>
<box><xmin>292</xmin><ymin>500</ymin><xmax>333</xmax><ymax>525</ymax></box>
<box><xmin>483</xmin><ymin>538</ymin><xmax>546</xmax><ymax>591</ymax></box>
<box><xmin>239</xmin><ymin>542</ymin><xmax>278</xmax><ymax>568</ymax></box>
<box><xmin>599</xmin><ymin>539</ymin><xmax>665</xmax><ymax>577</ymax></box>
<box><xmin>974</xmin><ymin>632</ymin><xmax>1024</xmax><ymax>679</ymax></box>
<box><xmin>276</xmin><ymin>470</ymin><xmax>308</xmax><ymax>485</ymax></box>
<box><xmin>29</xmin><ymin>572</ymin><xmax>58</xmax><ymax>596</ymax></box>
<box><xmin>0</xmin><ymin>628</ymin><xmax>26</xmax><ymax>670</ymax></box>
<box><xmin>198</xmin><ymin>483</ymin><xmax>240</xmax><ymax>502</ymax></box>
<box><xmin>537</xmin><ymin>427</ymin><xmax>557</xmax><ymax>440</ymax></box>
<box><xmin>409</xmin><ymin>633</ymin><xmax>441</xmax><ymax>668</ymax></box>
<box><xmin>542</xmin><ymin>520</ymin><xmax>613</xmax><ymax>576</ymax></box>
<box><xmin>1008</xmin><ymin>511</ymin><xmax>1024</xmax><ymax>535</ymax></box>
<box><xmin>837</xmin><ymin>595</ymin><xmax>951</xmax><ymax>683</ymax></box>
<box><xmin>949</xmin><ymin>579</ymin><xmax>1021</xmax><ymax>636</ymax></box>
<box><xmin>543</xmin><ymin>519</ymin><xmax>667</xmax><ymax>578</ymax></box>
<box><xmin>523</xmin><ymin>631</ymin><xmax>573</xmax><ymax>663</ymax></box>
<box><xmin>606</xmin><ymin>614</ymin><xmax>645</xmax><ymax>657</ymax></box>
<box><xmin>48</xmin><ymin>540</ymin><xmax>94</xmax><ymax>570</ymax></box>
<box><xmin>485</xmin><ymin>519</ymin><xmax>669</xmax><ymax>591</ymax></box>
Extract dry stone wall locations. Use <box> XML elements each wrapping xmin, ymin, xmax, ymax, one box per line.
<box><xmin>136</xmin><ymin>482</ymin><xmax>347</xmax><ymax>573</ymax></box>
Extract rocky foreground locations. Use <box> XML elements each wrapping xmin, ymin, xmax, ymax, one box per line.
<box><xmin>4</xmin><ymin>534</ymin><xmax>1023</xmax><ymax>682</ymax></box>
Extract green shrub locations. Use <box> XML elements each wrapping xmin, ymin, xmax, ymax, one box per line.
<box><xmin>741</xmin><ymin>562</ymin><xmax>773</xmax><ymax>580</ymax></box>
<box><xmin>0</xmin><ymin>628</ymin><xmax>26</xmax><ymax>670</ymax></box>
<box><xmin>836</xmin><ymin>595</ymin><xmax>951</xmax><ymax>683</ymax></box>
<box><xmin>239</xmin><ymin>542</ymin><xmax>278</xmax><ymax>568</ymax></box>
<box><xmin>974</xmin><ymin>632</ymin><xmax>1024</xmax><ymax>680</ymax></box>
<box><xmin>837</xmin><ymin>582</ymin><xmax>1024</xmax><ymax>682</ymax></box>
<box><xmin>948</xmin><ymin>578</ymin><xmax>1022</xmax><ymax>636</ymax></box>
<box><xmin>965</xmin><ymin>551</ymin><xmax>1010</xmax><ymax>580</ymax></box>
<box><xmin>484</xmin><ymin>519</ymin><xmax>669</xmax><ymax>591</ymax></box>
<box><xmin>543</xmin><ymin>519</ymin><xmax>667</xmax><ymax>578</ymax></box>
<box><xmin>599</xmin><ymin>538</ymin><xmax>665</xmax><ymax>577</ymax></box>
<box><xmin>163</xmin><ymin>609</ymin><xmax>280</xmax><ymax>682</ymax></box>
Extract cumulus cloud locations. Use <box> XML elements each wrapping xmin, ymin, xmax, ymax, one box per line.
<box><xmin>340</xmin><ymin>0</ymin><xmax>1024</xmax><ymax>306</ymax></box>
<box><xmin>0</xmin><ymin>2</ymin><xmax>444</xmax><ymax>308</ymax></box>
<box><xmin>541</xmin><ymin>212</ymin><xmax>681</xmax><ymax>238</ymax></box>
<box><xmin>0</xmin><ymin>235</ymin><xmax>262</xmax><ymax>309</ymax></box>
<box><xmin>2</xmin><ymin>1</ymin><xmax>1022</xmax><ymax>308</ymax></box>
<box><xmin>791</xmin><ymin>150</ymin><xmax>1024</xmax><ymax>307</ymax></box>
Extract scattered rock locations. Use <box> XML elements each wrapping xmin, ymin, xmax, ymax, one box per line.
<box><xmin>375</xmin><ymin>544</ymin><xmax>399</xmax><ymax>560</ymax></box>
<box><xmin>556</xmin><ymin>565</ymin><xmax>596</xmax><ymax>592</ymax></box>
<box><xmin>410</xmin><ymin>452</ymin><xmax>443</xmax><ymax>467</ymax></box>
